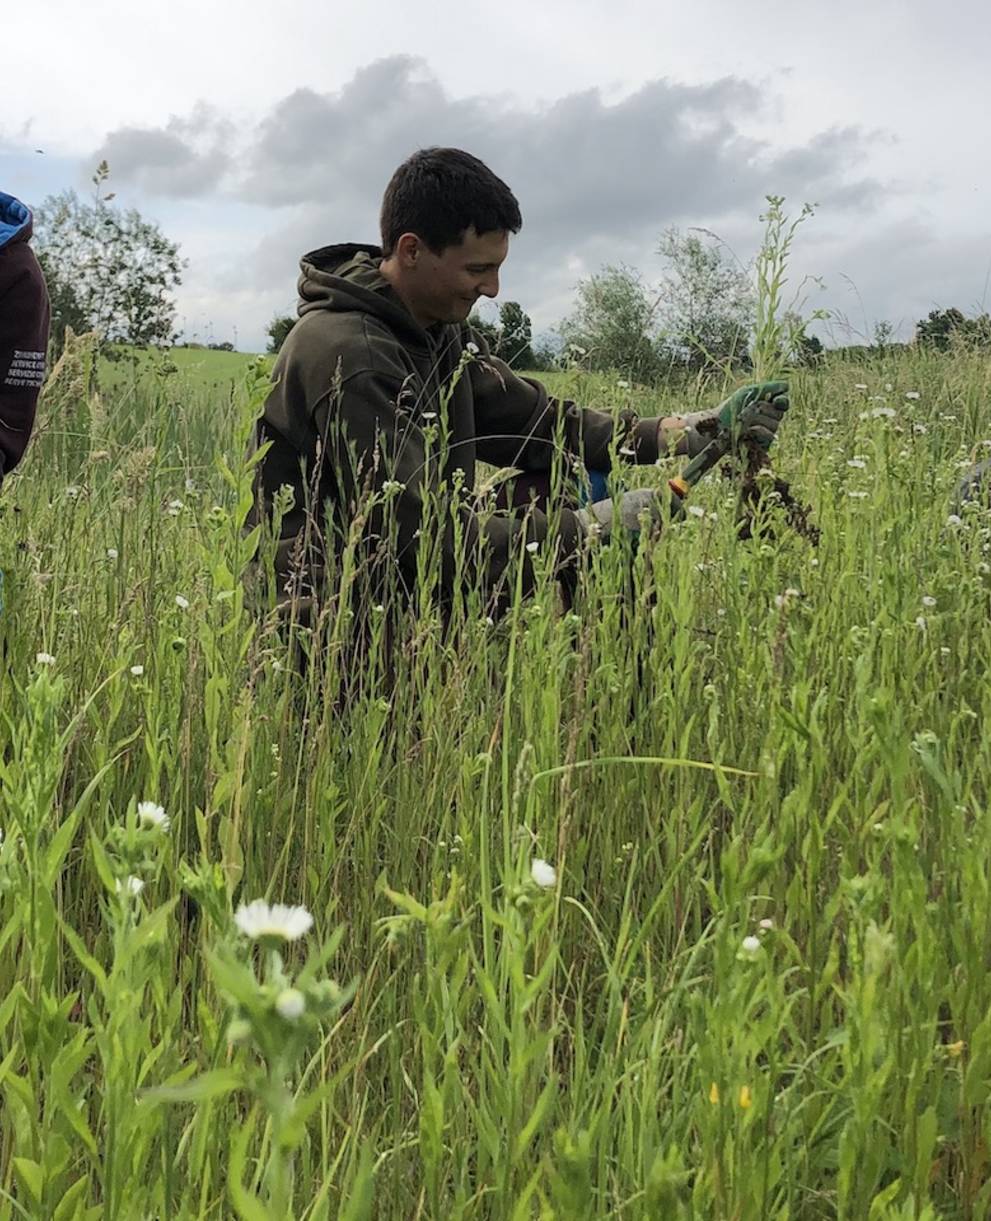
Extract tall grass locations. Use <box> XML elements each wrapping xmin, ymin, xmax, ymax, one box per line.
<box><xmin>2</xmin><ymin>325</ymin><xmax>991</xmax><ymax>1218</ymax></box>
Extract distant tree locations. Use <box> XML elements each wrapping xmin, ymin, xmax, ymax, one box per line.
<box><xmin>916</xmin><ymin>307</ymin><xmax>991</xmax><ymax>351</ymax></box>
<box><xmin>971</xmin><ymin>315</ymin><xmax>991</xmax><ymax>347</ymax></box>
<box><xmin>37</xmin><ymin>251</ymin><xmax>88</xmax><ymax>355</ymax></box>
<box><xmin>656</xmin><ymin>227</ymin><xmax>754</xmax><ymax>373</ymax></box>
<box><xmin>916</xmin><ymin>308</ymin><xmax>966</xmax><ymax>351</ymax></box>
<box><xmin>209</xmin><ymin>341</ymin><xmax>235</xmax><ymax>352</ymax></box>
<box><xmin>872</xmin><ymin>319</ymin><xmax>895</xmax><ymax>352</ymax></box>
<box><xmin>495</xmin><ymin>301</ymin><xmax>535</xmax><ymax>368</ymax></box>
<box><xmin>530</xmin><ymin>337</ymin><xmax>558</xmax><ymax>372</ymax></box>
<box><xmin>775</xmin><ymin>309</ymin><xmax>825</xmax><ymax>368</ymax></box>
<box><xmin>558</xmin><ymin>265</ymin><xmax>666</xmax><ymax>381</ymax></box>
<box><xmin>34</xmin><ymin>162</ymin><xmax>184</xmax><ymax>351</ymax></box>
<box><xmin>797</xmin><ymin>332</ymin><xmax>824</xmax><ymax>365</ymax></box>
<box><xmin>467</xmin><ymin>311</ymin><xmax>501</xmax><ymax>352</ymax></box>
<box><xmin>266</xmin><ymin>314</ymin><xmax>297</xmax><ymax>354</ymax></box>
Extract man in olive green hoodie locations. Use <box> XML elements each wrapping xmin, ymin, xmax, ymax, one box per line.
<box><xmin>252</xmin><ymin>148</ymin><xmax>788</xmax><ymax>619</ymax></box>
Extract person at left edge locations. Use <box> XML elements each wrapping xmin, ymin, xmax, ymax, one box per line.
<box><xmin>0</xmin><ymin>192</ymin><xmax>50</xmax><ymax>491</ymax></box>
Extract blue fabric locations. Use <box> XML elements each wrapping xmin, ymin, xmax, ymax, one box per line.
<box><xmin>0</xmin><ymin>192</ymin><xmax>30</xmax><ymax>250</ymax></box>
<box><xmin>579</xmin><ymin>468</ymin><xmax>611</xmax><ymax>506</ymax></box>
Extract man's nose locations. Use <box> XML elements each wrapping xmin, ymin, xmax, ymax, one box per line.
<box><xmin>478</xmin><ymin>274</ymin><xmax>499</xmax><ymax>299</ymax></box>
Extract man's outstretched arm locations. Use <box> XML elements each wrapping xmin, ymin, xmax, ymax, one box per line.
<box><xmin>467</xmin><ymin>330</ymin><xmax>788</xmax><ymax>471</ymax></box>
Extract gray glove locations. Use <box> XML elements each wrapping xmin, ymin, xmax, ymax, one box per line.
<box><xmin>574</xmin><ymin>488</ymin><xmax>677</xmax><ymax>539</ymax></box>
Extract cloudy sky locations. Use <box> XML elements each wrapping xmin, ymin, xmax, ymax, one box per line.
<box><xmin>5</xmin><ymin>0</ymin><xmax>990</xmax><ymax>351</ymax></box>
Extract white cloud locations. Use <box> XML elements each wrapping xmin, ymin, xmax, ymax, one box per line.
<box><xmin>3</xmin><ymin>0</ymin><xmax>989</xmax><ymax>351</ymax></box>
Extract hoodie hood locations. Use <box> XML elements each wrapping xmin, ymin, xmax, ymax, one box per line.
<box><xmin>0</xmin><ymin>193</ymin><xmax>32</xmax><ymax>250</ymax></box>
<box><xmin>297</xmin><ymin>242</ymin><xmax>435</xmax><ymax>350</ymax></box>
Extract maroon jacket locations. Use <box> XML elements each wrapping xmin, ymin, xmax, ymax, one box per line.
<box><xmin>0</xmin><ymin>193</ymin><xmax>49</xmax><ymax>486</ymax></box>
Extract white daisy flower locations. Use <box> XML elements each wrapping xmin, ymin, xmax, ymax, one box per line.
<box><xmin>175</xmin><ymin>595</ymin><xmax>190</xmax><ymax>610</ymax></box>
<box><xmin>35</xmin><ymin>652</ymin><xmax>56</xmax><ymax>666</ymax></box>
<box><xmin>106</xmin><ymin>547</ymin><xmax>119</xmax><ymax>560</ymax></box>
<box><xmin>234</xmin><ymin>899</ymin><xmax>314</xmax><ymax>942</ymax></box>
<box><xmin>530</xmin><ymin>858</ymin><xmax>557</xmax><ymax>888</ymax></box>
<box><xmin>525</xmin><ymin>540</ymin><xmax>539</xmax><ymax>554</ymax></box>
<box><xmin>137</xmin><ymin>801</ymin><xmax>170</xmax><ymax>831</ymax></box>
<box><xmin>466</xmin><ymin>341</ymin><xmax>479</xmax><ymax>355</ymax></box>
<box><xmin>758</xmin><ymin>918</ymin><xmax>774</xmax><ymax>930</ymax></box>
<box><xmin>130</xmin><ymin>664</ymin><xmax>144</xmax><ymax>677</ymax></box>
<box><xmin>922</xmin><ymin>595</ymin><xmax>937</xmax><ymax>608</ymax></box>
<box><xmin>741</xmin><ymin>935</ymin><xmax>762</xmax><ymax>954</ymax></box>
<box><xmin>904</xmin><ymin>391</ymin><xmax>920</xmax><ymax>400</ymax></box>
<box><xmin>116</xmin><ymin>875</ymin><xmax>144</xmax><ymax>897</ymax></box>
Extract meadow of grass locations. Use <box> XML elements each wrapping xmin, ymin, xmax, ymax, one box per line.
<box><xmin>1</xmin><ymin>332</ymin><xmax>991</xmax><ymax>1220</ymax></box>
<box><xmin>99</xmin><ymin>345</ymin><xmax>262</xmax><ymax>389</ymax></box>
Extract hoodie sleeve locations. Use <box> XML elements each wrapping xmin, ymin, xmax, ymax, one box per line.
<box><xmin>310</xmin><ymin>363</ymin><xmax>583</xmax><ymax>605</ymax></box>
<box><xmin>0</xmin><ymin>243</ymin><xmax>49</xmax><ymax>485</ymax></box>
<box><xmin>466</xmin><ymin>329</ymin><xmax>662</xmax><ymax>472</ymax></box>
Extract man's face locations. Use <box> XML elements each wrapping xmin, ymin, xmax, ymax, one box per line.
<box><xmin>409</xmin><ymin>227</ymin><xmax>509</xmax><ymax>325</ymax></box>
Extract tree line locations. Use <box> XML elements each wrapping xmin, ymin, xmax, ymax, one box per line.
<box><xmin>30</xmin><ymin>171</ymin><xmax>991</xmax><ymax>375</ymax></box>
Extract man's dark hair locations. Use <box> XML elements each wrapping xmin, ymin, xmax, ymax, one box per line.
<box><xmin>380</xmin><ymin>148</ymin><xmax>522</xmax><ymax>255</ymax></box>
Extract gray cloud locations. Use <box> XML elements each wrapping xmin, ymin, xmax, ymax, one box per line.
<box><xmin>94</xmin><ymin>56</ymin><xmax>879</xmax><ymax>224</ymax></box>
<box><xmin>807</xmin><ymin>218</ymin><xmax>991</xmax><ymax>342</ymax></box>
<box><xmin>93</xmin><ymin>104</ymin><xmax>232</xmax><ymax>197</ymax></box>
<box><xmin>90</xmin><ymin>56</ymin><xmax>901</xmax><ymax>347</ymax></box>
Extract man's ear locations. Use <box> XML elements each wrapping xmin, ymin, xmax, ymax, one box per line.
<box><xmin>395</xmin><ymin>233</ymin><xmax>421</xmax><ymax>268</ymax></box>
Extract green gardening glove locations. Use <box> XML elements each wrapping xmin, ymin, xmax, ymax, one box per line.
<box><xmin>716</xmin><ymin>381</ymin><xmax>790</xmax><ymax>445</ymax></box>
<box><xmin>683</xmin><ymin>381</ymin><xmax>790</xmax><ymax>456</ymax></box>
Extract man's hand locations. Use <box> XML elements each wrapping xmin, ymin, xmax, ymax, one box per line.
<box><xmin>681</xmin><ymin>381</ymin><xmax>790</xmax><ymax>456</ymax></box>
<box><xmin>574</xmin><ymin>488</ymin><xmax>681</xmax><ymax>540</ymax></box>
